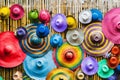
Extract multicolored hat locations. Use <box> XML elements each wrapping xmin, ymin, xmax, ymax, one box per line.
<box><xmin>91</xmin><ymin>8</ymin><xmax>103</xmax><ymax>21</ymax></box>
<box><xmin>46</xmin><ymin>67</ymin><xmax>74</xmax><ymax>80</ymax></box>
<box><xmin>36</xmin><ymin>23</ymin><xmax>49</xmax><ymax>38</ymax></box>
<box><xmin>38</xmin><ymin>10</ymin><xmax>50</xmax><ymax>23</ymax></box>
<box><xmin>82</xmin><ymin>22</ymin><xmax>114</xmax><ymax>56</ymax></box>
<box><xmin>51</xmin><ymin>14</ymin><xmax>67</xmax><ymax>32</ymax></box>
<box><xmin>0</xmin><ymin>32</ymin><xmax>26</xmax><ymax>68</ymax></box>
<box><xmin>102</xmin><ymin>8</ymin><xmax>120</xmax><ymax>44</ymax></box>
<box><xmin>0</xmin><ymin>7</ymin><xmax>10</xmax><ymax>19</ymax></box>
<box><xmin>75</xmin><ymin>68</ymin><xmax>85</xmax><ymax>80</ymax></box>
<box><xmin>23</xmin><ymin>50</ymin><xmax>56</xmax><ymax>80</ymax></box>
<box><xmin>50</xmin><ymin>34</ymin><xmax>63</xmax><ymax>48</ymax></box>
<box><xmin>66</xmin><ymin>15</ymin><xmax>77</xmax><ymax>29</ymax></box>
<box><xmin>10</xmin><ymin>4</ymin><xmax>24</xmax><ymax>20</ymax></box>
<box><xmin>53</xmin><ymin>42</ymin><xmax>84</xmax><ymax>70</ymax></box>
<box><xmin>79</xmin><ymin>10</ymin><xmax>92</xmax><ymax>24</ymax></box>
<box><xmin>97</xmin><ymin>59</ymin><xmax>114</xmax><ymax>78</ymax></box>
<box><xmin>19</xmin><ymin>23</ymin><xmax>50</xmax><ymax>57</ymax></box>
<box><xmin>81</xmin><ymin>57</ymin><xmax>98</xmax><ymax>75</ymax></box>
<box><xmin>66</xmin><ymin>28</ymin><xmax>84</xmax><ymax>46</ymax></box>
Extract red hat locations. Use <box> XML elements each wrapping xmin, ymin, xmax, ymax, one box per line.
<box><xmin>0</xmin><ymin>32</ymin><xmax>26</xmax><ymax>68</ymax></box>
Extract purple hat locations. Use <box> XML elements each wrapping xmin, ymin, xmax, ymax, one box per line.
<box><xmin>81</xmin><ymin>57</ymin><xmax>98</xmax><ymax>75</ymax></box>
<box><xmin>51</xmin><ymin>14</ymin><xmax>67</xmax><ymax>32</ymax></box>
<box><xmin>10</xmin><ymin>4</ymin><xmax>24</xmax><ymax>20</ymax></box>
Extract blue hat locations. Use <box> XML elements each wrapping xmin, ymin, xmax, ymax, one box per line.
<box><xmin>23</xmin><ymin>50</ymin><xmax>56</xmax><ymax>80</ymax></box>
<box><xmin>50</xmin><ymin>34</ymin><xmax>63</xmax><ymax>47</ymax></box>
<box><xmin>91</xmin><ymin>8</ymin><xmax>103</xmax><ymax>21</ymax></box>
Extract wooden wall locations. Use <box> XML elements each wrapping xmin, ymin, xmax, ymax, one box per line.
<box><xmin>0</xmin><ymin>0</ymin><xmax>120</xmax><ymax>80</ymax></box>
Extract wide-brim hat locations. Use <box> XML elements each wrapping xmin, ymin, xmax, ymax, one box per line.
<box><xmin>81</xmin><ymin>57</ymin><xmax>98</xmax><ymax>75</ymax></box>
<box><xmin>53</xmin><ymin>42</ymin><xmax>84</xmax><ymax>70</ymax></box>
<box><xmin>97</xmin><ymin>59</ymin><xmax>114</xmax><ymax>78</ymax></box>
<box><xmin>0</xmin><ymin>7</ymin><xmax>10</xmax><ymax>19</ymax></box>
<box><xmin>19</xmin><ymin>23</ymin><xmax>50</xmax><ymax>58</ymax></box>
<box><xmin>51</xmin><ymin>14</ymin><xmax>67</xmax><ymax>32</ymax></box>
<box><xmin>66</xmin><ymin>28</ymin><xmax>84</xmax><ymax>46</ymax></box>
<box><xmin>66</xmin><ymin>15</ymin><xmax>77</xmax><ymax>29</ymax></box>
<box><xmin>10</xmin><ymin>4</ymin><xmax>24</xmax><ymax>20</ymax></box>
<box><xmin>102</xmin><ymin>8</ymin><xmax>120</xmax><ymax>44</ymax></box>
<box><xmin>23</xmin><ymin>50</ymin><xmax>56</xmax><ymax>80</ymax></box>
<box><xmin>79</xmin><ymin>10</ymin><xmax>92</xmax><ymax>24</ymax></box>
<box><xmin>0</xmin><ymin>32</ymin><xmax>26</xmax><ymax>68</ymax></box>
<box><xmin>82</xmin><ymin>22</ymin><xmax>114</xmax><ymax>56</ymax></box>
<box><xmin>46</xmin><ymin>67</ymin><xmax>74</xmax><ymax>80</ymax></box>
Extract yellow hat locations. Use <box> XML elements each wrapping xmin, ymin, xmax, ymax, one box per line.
<box><xmin>67</xmin><ymin>15</ymin><xmax>77</xmax><ymax>29</ymax></box>
<box><xmin>0</xmin><ymin>7</ymin><xmax>10</xmax><ymax>19</ymax></box>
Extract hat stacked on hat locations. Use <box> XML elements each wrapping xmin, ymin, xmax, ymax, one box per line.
<box><xmin>0</xmin><ymin>7</ymin><xmax>10</xmax><ymax>19</ymax></box>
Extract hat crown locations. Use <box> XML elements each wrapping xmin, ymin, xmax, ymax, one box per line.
<box><xmin>82</xmin><ymin>12</ymin><xmax>89</xmax><ymax>21</ymax></box>
<box><xmin>102</xmin><ymin>65</ymin><xmax>109</xmax><ymax>73</ymax></box>
<box><xmin>86</xmin><ymin>63</ymin><xmax>94</xmax><ymax>70</ymax></box>
<box><xmin>30</xmin><ymin>11</ymin><xmax>38</xmax><ymax>19</ymax></box>
<box><xmin>0</xmin><ymin>8</ymin><xmax>8</xmax><ymax>16</ymax></box>
<box><xmin>40</xmin><ymin>11</ymin><xmax>48</xmax><ymax>20</ymax></box>
<box><xmin>55</xmin><ymin>19</ymin><xmax>63</xmax><ymax>27</ymax></box>
<box><xmin>91</xmin><ymin>32</ymin><xmax>102</xmax><ymax>43</ymax></box>
<box><xmin>12</xmin><ymin>7</ymin><xmax>20</xmax><ymax>15</ymax></box>
<box><xmin>36</xmin><ymin>60</ymin><xmax>43</xmax><ymax>68</ymax></box>
<box><xmin>30</xmin><ymin>34</ymin><xmax>41</xmax><ymax>45</ymax></box>
<box><xmin>72</xmin><ymin>32</ymin><xmax>79</xmax><ymax>40</ymax></box>
<box><xmin>65</xmin><ymin>51</ymin><xmax>74</xmax><ymax>60</ymax></box>
<box><xmin>77</xmin><ymin>72</ymin><xmax>84</xmax><ymax>79</ymax></box>
<box><xmin>38</xmin><ymin>25</ymin><xmax>46</xmax><ymax>33</ymax></box>
<box><xmin>109</xmin><ymin>57</ymin><xmax>117</xmax><ymax>65</ymax></box>
<box><xmin>53</xmin><ymin>38</ymin><xmax>59</xmax><ymax>45</ymax></box>
<box><xmin>4</xmin><ymin>45</ymin><xmax>13</xmax><ymax>55</ymax></box>
<box><xmin>16</xmin><ymin>27</ymin><xmax>27</xmax><ymax>38</ymax></box>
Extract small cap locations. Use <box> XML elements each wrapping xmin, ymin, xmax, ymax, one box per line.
<box><xmin>0</xmin><ymin>7</ymin><xmax>10</xmax><ymax>19</ymax></box>
<box><xmin>28</xmin><ymin>9</ymin><xmax>39</xmax><ymax>20</ymax></box>
<box><xmin>111</xmin><ymin>46</ymin><xmax>120</xmax><ymax>55</ymax></box>
<box><xmin>76</xmin><ymin>71</ymin><xmax>85</xmax><ymax>80</ymax></box>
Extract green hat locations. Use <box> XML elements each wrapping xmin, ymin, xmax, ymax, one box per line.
<box><xmin>0</xmin><ymin>76</ymin><xmax>3</xmax><ymax>80</ymax></box>
<box><xmin>97</xmin><ymin>59</ymin><xmax>114</xmax><ymax>78</ymax></box>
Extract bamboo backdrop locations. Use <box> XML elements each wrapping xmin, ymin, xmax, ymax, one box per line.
<box><xmin>0</xmin><ymin>0</ymin><xmax>120</xmax><ymax>80</ymax></box>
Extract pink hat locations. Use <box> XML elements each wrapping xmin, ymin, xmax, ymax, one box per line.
<box><xmin>10</xmin><ymin>4</ymin><xmax>24</xmax><ymax>20</ymax></box>
<box><xmin>102</xmin><ymin>8</ymin><xmax>120</xmax><ymax>44</ymax></box>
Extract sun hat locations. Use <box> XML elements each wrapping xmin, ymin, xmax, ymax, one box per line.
<box><xmin>66</xmin><ymin>28</ymin><xmax>84</xmax><ymax>46</ymax></box>
<box><xmin>0</xmin><ymin>32</ymin><xmax>26</xmax><ymax>68</ymax></box>
<box><xmin>10</xmin><ymin>4</ymin><xmax>24</xmax><ymax>20</ymax></box>
<box><xmin>0</xmin><ymin>7</ymin><xmax>10</xmax><ymax>19</ymax></box>
<box><xmin>51</xmin><ymin>14</ymin><xmax>67</xmax><ymax>32</ymax></box>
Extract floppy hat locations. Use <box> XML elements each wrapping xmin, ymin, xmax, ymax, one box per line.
<box><xmin>82</xmin><ymin>22</ymin><xmax>114</xmax><ymax>56</ymax></box>
<box><xmin>91</xmin><ymin>8</ymin><xmax>103</xmax><ymax>21</ymax></box>
<box><xmin>97</xmin><ymin>59</ymin><xmax>114</xmax><ymax>78</ymax></box>
<box><xmin>50</xmin><ymin>34</ymin><xmax>63</xmax><ymax>48</ymax></box>
<box><xmin>51</xmin><ymin>14</ymin><xmax>67</xmax><ymax>32</ymax></box>
<box><xmin>10</xmin><ymin>4</ymin><xmax>24</xmax><ymax>20</ymax></box>
<box><xmin>19</xmin><ymin>23</ymin><xmax>50</xmax><ymax>57</ymax></box>
<box><xmin>46</xmin><ymin>67</ymin><xmax>74</xmax><ymax>80</ymax></box>
<box><xmin>66</xmin><ymin>28</ymin><xmax>84</xmax><ymax>46</ymax></box>
<box><xmin>23</xmin><ymin>50</ymin><xmax>56</xmax><ymax>80</ymax></box>
<box><xmin>81</xmin><ymin>57</ymin><xmax>98</xmax><ymax>75</ymax></box>
<box><xmin>102</xmin><ymin>8</ymin><xmax>120</xmax><ymax>44</ymax></box>
<box><xmin>38</xmin><ymin>10</ymin><xmax>50</xmax><ymax>24</ymax></box>
<box><xmin>0</xmin><ymin>7</ymin><xmax>10</xmax><ymax>19</ymax></box>
<box><xmin>53</xmin><ymin>42</ymin><xmax>84</xmax><ymax>70</ymax></box>
<box><xmin>66</xmin><ymin>15</ymin><xmax>77</xmax><ymax>29</ymax></box>
<box><xmin>0</xmin><ymin>32</ymin><xmax>26</xmax><ymax>68</ymax></box>
<box><xmin>79</xmin><ymin>10</ymin><xmax>92</xmax><ymax>24</ymax></box>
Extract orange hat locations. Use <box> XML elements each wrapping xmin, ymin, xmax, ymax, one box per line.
<box><xmin>111</xmin><ymin>46</ymin><xmax>120</xmax><ymax>55</ymax></box>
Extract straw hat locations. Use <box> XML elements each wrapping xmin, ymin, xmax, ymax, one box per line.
<box><xmin>75</xmin><ymin>68</ymin><xmax>85</xmax><ymax>80</ymax></box>
<box><xmin>0</xmin><ymin>7</ymin><xmax>10</xmax><ymax>19</ymax></box>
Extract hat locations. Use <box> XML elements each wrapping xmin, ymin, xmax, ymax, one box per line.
<box><xmin>111</xmin><ymin>46</ymin><xmax>120</xmax><ymax>55</ymax></box>
<box><xmin>0</xmin><ymin>7</ymin><xmax>10</xmax><ymax>19</ymax></box>
<box><xmin>0</xmin><ymin>76</ymin><xmax>3</xmax><ymax>80</ymax></box>
<box><xmin>53</xmin><ymin>42</ymin><xmax>84</xmax><ymax>70</ymax></box>
<box><xmin>115</xmin><ymin>64</ymin><xmax>120</xmax><ymax>74</ymax></box>
<box><xmin>36</xmin><ymin>23</ymin><xmax>49</xmax><ymax>38</ymax></box>
<box><xmin>107</xmin><ymin>56</ymin><xmax>119</xmax><ymax>69</ymax></box>
<box><xmin>19</xmin><ymin>23</ymin><xmax>50</xmax><ymax>58</ymax></box>
<box><xmin>102</xmin><ymin>8</ymin><xmax>120</xmax><ymax>44</ymax></box>
<box><xmin>0</xmin><ymin>32</ymin><xmax>26</xmax><ymax>68</ymax></box>
<box><xmin>66</xmin><ymin>28</ymin><xmax>84</xmax><ymax>46</ymax></box>
<box><xmin>46</xmin><ymin>67</ymin><xmax>74</xmax><ymax>80</ymax></box>
<box><xmin>13</xmin><ymin>71</ymin><xmax>23</xmax><ymax>80</ymax></box>
<box><xmin>50</xmin><ymin>34</ymin><xmax>63</xmax><ymax>48</ymax></box>
<box><xmin>97</xmin><ymin>59</ymin><xmax>114</xmax><ymax>78</ymax></box>
<box><xmin>91</xmin><ymin>8</ymin><xmax>103</xmax><ymax>21</ymax></box>
<box><xmin>51</xmin><ymin>14</ymin><xmax>67</xmax><ymax>32</ymax></box>
<box><xmin>38</xmin><ymin>10</ymin><xmax>50</xmax><ymax>23</ymax></box>
<box><xmin>66</xmin><ymin>15</ymin><xmax>77</xmax><ymax>29</ymax></box>
<box><xmin>81</xmin><ymin>57</ymin><xmax>98</xmax><ymax>75</ymax></box>
<box><xmin>79</xmin><ymin>10</ymin><xmax>92</xmax><ymax>24</ymax></box>
<box><xmin>82</xmin><ymin>22</ymin><xmax>114</xmax><ymax>56</ymax></box>
<box><xmin>23</xmin><ymin>50</ymin><xmax>56</xmax><ymax>80</ymax></box>
<box><xmin>106</xmin><ymin>74</ymin><xmax>118</xmax><ymax>80</ymax></box>
<box><xmin>10</xmin><ymin>4</ymin><xmax>24</xmax><ymax>20</ymax></box>
<box><xmin>75</xmin><ymin>68</ymin><xmax>85</xmax><ymax>80</ymax></box>
<box><xmin>15</xmin><ymin>27</ymin><xmax>27</xmax><ymax>40</ymax></box>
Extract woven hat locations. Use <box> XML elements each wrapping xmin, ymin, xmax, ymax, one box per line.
<box><xmin>0</xmin><ymin>7</ymin><xmax>10</xmax><ymax>19</ymax></box>
<box><xmin>51</xmin><ymin>14</ymin><xmax>67</xmax><ymax>32</ymax></box>
<box><xmin>66</xmin><ymin>28</ymin><xmax>84</xmax><ymax>46</ymax></box>
<box><xmin>97</xmin><ymin>59</ymin><xmax>114</xmax><ymax>78</ymax></box>
<box><xmin>23</xmin><ymin>50</ymin><xmax>56</xmax><ymax>80</ymax></box>
<box><xmin>102</xmin><ymin>8</ymin><xmax>120</xmax><ymax>44</ymax></box>
<box><xmin>0</xmin><ymin>32</ymin><xmax>26</xmax><ymax>68</ymax></box>
<box><xmin>79</xmin><ymin>10</ymin><xmax>92</xmax><ymax>24</ymax></box>
<box><xmin>10</xmin><ymin>4</ymin><xmax>24</xmax><ymax>20</ymax></box>
<box><xmin>75</xmin><ymin>68</ymin><xmax>85</xmax><ymax>80</ymax></box>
